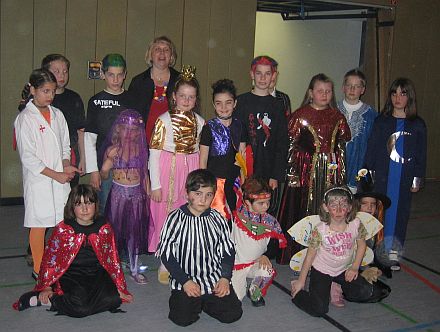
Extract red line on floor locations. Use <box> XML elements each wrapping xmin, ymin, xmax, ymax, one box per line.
<box><xmin>401</xmin><ymin>263</ymin><xmax>440</xmax><ymax>294</ymax></box>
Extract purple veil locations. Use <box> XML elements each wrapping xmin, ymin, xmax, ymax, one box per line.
<box><xmin>99</xmin><ymin>109</ymin><xmax>149</xmax><ymax>190</ymax></box>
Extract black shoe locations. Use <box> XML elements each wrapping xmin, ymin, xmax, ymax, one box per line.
<box><xmin>251</xmin><ymin>296</ymin><xmax>266</xmax><ymax>307</ymax></box>
<box><xmin>31</xmin><ymin>271</ymin><xmax>39</xmax><ymax>281</ymax></box>
<box><xmin>17</xmin><ymin>291</ymin><xmax>41</xmax><ymax>311</ymax></box>
<box><xmin>247</xmin><ymin>288</ymin><xmax>266</xmax><ymax>307</ymax></box>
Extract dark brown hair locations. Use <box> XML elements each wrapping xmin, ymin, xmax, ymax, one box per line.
<box><xmin>242</xmin><ymin>177</ymin><xmax>271</xmax><ymax>203</ymax></box>
<box><xmin>382</xmin><ymin>77</ymin><xmax>417</xmax><ymax>120</ymax></box>
<box><xmin>185</xmin><ymin>169</ymin><xmax>217</xmax><ymax>193</ymax></box>
<box><xmin>64</xmin><ymin>184</ymin><xmax>99</xmax><ymax>220</ymax></box>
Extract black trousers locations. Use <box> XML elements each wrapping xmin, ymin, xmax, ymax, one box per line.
<box><xmin>292</xmin><ymin>267</ymin><xmax>372</xmax><ymax>317</ymax></box>
<box><xmin>168</xmin><ymin>287</ymin><xmax>243</xmax><ymax>327</ymax></box>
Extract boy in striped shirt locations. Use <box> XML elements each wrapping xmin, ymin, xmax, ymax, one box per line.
<box><xmin>157</xmin><ymin>169</ymin><xmax>242</xmax><ymax>326</ymax></box>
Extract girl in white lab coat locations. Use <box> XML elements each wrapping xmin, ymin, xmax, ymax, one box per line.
<box><xmin>15</xmin><ymin>69</ymin><xmax>79</xmax><ymax>280</ymax></box>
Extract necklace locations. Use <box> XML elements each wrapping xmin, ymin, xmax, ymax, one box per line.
<box><xmin>153</xmin><ymin>83</ymin><xmax>168</xmax><ymax>103</ymax></box>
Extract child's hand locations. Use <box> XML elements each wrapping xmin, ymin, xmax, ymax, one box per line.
<box><xmin>213</xmin><ymin>278</ymin><xmax>230</xmax><ymax>298</ymax></box>
<box><xmin>291</xmin><ymin>279</ymin><xmax>304</xmax><ymax>298</ymax></box>
<box><xmin>258</xmin><ymin>255</ymin><xmax>272</xmax><ymax>270</ymax></box>
<box><xmin>38</xmin><ymin>287</ymin><xmax>54</xmax><ymax>304</ymax></box>
<box><xmin>54</xmin><ymin>171</ymin><xmax>73</xmax><ymax>184</ymax></box>
<box><xmin>63</xmin><ymin>165</ymin><xmax>79</xmax><ymax>175</ymax></box>
<box><xmin>150</xmin><ymin>189</ymin><xmax>162</xmax><ymax>202</ymax></box>
<box><xmin>118</xmin><ymin>290</ymin><xmax>133</xmax><ymax>303</ymax></box>
<box><xmin>268</xmin><ymin>178</ymin><xmax>278</xmax><ymax>190</ymax></box>
<box><xmin>78</xmin><ymin>159</ymin><xmax>85</xmax><ymax>176</ymax></box>
<box><xmin>183</xmin><ymin>280</ymin><xmax>201</xmax><ymax>297</ymax></box>
<box><xmin>345</xmin><ymin>268</ymin><xmax>359</xmax><ymax>282</ymax></box>
<box><xmin>90</xmin><ymin>171</ymin><xmax>101</xmax><ymax>190</ymax></box>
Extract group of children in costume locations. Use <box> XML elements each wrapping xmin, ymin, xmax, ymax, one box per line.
<box><xmin>13</xmin><ymin>43</ymin><xmax>426</xmax><ymax>325</ymax></box>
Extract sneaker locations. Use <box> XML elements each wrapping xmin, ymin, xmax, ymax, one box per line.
<box><xmin>158</xmin><ymin>269</ymin><xmax>170</xmax><ymax>285</ymax></box>
<box><xmin>390</xmin><ymin>262</ymin><xmax>401</xmax><ymax>271</ymax></box>
<box><xmin>388</xmin><ymin>250</ymin><xmax>399</xmax><ymax>262</ymax></box>
<box><xmin>130</xmin><ymin>273</ymin><xmax>148</xmax><ymax>285</ymax></box>
<box><xmin>247</xmin><ymin>288</ymin><xmax>266</xmax><ymax>307</ymax></box>
<box><xmin>31</xmin><ymin>271</ymin><xmax>39</xmax><ymax>281</ymax></box>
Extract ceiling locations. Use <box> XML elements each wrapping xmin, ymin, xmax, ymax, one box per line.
<box><xmin>257</xmin><ymin>0</ymin><xmax>387</xmax><ymax>20</ymax></box>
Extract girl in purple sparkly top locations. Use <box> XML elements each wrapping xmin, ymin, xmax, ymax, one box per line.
<box><xmin>100</xmin><ymin>109</ymin><xmax>150</xmax><ymax>284</ymax></box>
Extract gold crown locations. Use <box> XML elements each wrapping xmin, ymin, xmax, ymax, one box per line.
<box><xmin>180</xmin><ymin>65</ymin><xmax>196</xmax><ymax>81</ymax></box>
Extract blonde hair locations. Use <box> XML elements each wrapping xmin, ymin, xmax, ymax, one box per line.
<box><xmin>145</xmin><ymin>36</ymin><xmax>177</xmax><ymax>67</ymax></box>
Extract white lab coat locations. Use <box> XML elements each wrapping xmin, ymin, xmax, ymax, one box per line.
<box><xmin>15</xmin><ymin>101</ymin><xmax>71</xmax><ymax>227</ymax></box>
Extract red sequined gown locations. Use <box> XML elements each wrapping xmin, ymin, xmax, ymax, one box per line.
<box><xmin>277</xmin><ymin>105</ymin><xmax>351</xmax><ymax>264</ymax></box>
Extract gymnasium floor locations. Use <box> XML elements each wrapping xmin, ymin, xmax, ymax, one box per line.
<box><xmin>1</xmin><ymin>181</ymin><xmax>439</xmax><ymax>332</ymax></box>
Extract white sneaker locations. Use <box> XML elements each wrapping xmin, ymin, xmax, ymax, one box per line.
<box><xmin>388</xmin><ymin>250</ymin><xmax>399</xmax><ymax>262</ymax></box>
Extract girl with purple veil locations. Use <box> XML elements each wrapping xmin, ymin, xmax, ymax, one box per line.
<box><xmin>100</xmin><ymin>109</ymin><xmax>150</xmax><ymax>284</ymax></box>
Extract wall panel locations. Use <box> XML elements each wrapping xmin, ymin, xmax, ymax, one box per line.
<box><xmin>229</xmin><ymin>0</ymin><xmax>256</xmax><ymax>95</ymax></box>
<box><xmin>125</xmin><ymin>0</ymin><xmax>156</xmax><ymax>84</ymax></box>
<box><xmin>33</xmin><ymin>0</ymin><xmax>66</xmax><ymax>65</ymax></box>
<box><xmin>181</xmin><ymin>0</ymin><xmax>211</xmax><ymax>118</ymax></box>
<box><xmin>65</xmin><ymin>0</ymin><xmax>97</xmax><ymax>102</ymax></box>
<box><xmin>0</xmin><ymin>0</ymin><xmax>34</xmax><ymax>197</ymax></box>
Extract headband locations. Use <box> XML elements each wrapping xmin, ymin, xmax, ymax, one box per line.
<box><xmin>324</xmin><ymin>186</ymin><xmax>353</xmax><ymax>201</ymax></box>
<box><xmin>248</xmin><ymin>192</ymin><xmax>271</xmax><ymax>200</ymax></box>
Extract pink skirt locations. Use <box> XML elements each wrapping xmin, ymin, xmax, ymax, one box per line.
<box><xmin>148</xmin><ymin>151</ymin><xmax>200</xmax><ymax>252</ymax></box>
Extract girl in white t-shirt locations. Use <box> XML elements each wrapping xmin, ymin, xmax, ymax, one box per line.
<box><xmin>290</xmin><ymin>186</ymin><xmax>372</xmax><ymax>317</ymax></box>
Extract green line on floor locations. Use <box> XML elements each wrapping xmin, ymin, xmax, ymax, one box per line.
<box><xmin>379</xmin><ymin>302</ymin><xmax>418</xmax><ymax>324</ymax></box>
<box><xmin>0</xmin><ymin>281</ymin><xmax>35</xmax><ymax>288</ymax></box>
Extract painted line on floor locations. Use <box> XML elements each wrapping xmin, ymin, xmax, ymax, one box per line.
<box><xmin>400</xmin><ymin>263</ymin><xmax>440</xmax><ymax>295</ymax></box>
<box><xmin>0</xmin><ymin>281</ymin><xmax>35</xmax><ymax>288</ymax></box>
<box><xmin>389</xmin><ymin>319</ymin><xmax>440</xmax><ymax>332</ymax></box>
<box><xmin>379</xmin><ymin>302</ymin><xmax>418</xmax><ymax>324</ymax></box>
<box><xmin>406</xmin><ymin>234</ymin><xmax>440</xmax><ymax>241</ymax></box>
<box><xmin>272</xmin><ymin>280</ymin><xmax>351</xmax><ymax>332</ymax></box>
<box><xmin>0</xmin><ymin>254</ymin><xmax>26</xmax><ymax>260</ymax></box>
<box><xmin>401</xmin><ymin>256</ymin><xmax>440</xmax><ymax>276</ymax></box>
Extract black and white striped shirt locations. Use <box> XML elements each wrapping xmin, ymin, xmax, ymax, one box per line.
<box><xmin>157</xmin><ymin>205</ymin><xmax>235</xmax><ymax>294</ymax></box>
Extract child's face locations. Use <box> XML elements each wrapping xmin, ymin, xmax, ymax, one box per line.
<box><xmin>250</xmin><ymin>64</ymin><xmax>274</xmax><ymax>92</ymax></box>
<box><xmin>31</xmin><ymin>82</ymin><xmax>56</xmax><ymax>108</ymax></box>
<box><xmin>49</xmin><ymin>60</ymin><xmax>69</xmax><ymax>90</ymax></box>
<box><xmin>245</xmin><ymin>197</ymin><xmax>271</xmax><ymax>214</ymax></box>
<box><xmin>120</xmin><ymin>124</ymin><xmax>141</xmax><ymax>142</ymax></box>
<box><xmin>103</xmin><ymin>66</ymin><xmax>126</xmax><ymax>93</ymax></box>
<box><xmin>213</xmin><ymin>92</ymin><xmax>236</xmax><ymax>119</ymax></box>
<box><xmin>323</xmin><ymin>196</ymin><xmax>351</xmax><ymax>223</ymax></box>
<box><xmin>151</xmin><ymin>41</ymin><xmax>172</xmax><ymax>68</ymax></box>
<box><xmin>187</xmin><ymin>186</ymin><xmax>215</xmax><ymax>217</ymax></box>
<box><xmin>309</xmin><ymin>81</ymin><xmax>333</xmax><ymax>110</ymax></box>
<box><xmin>74</xmin><ymin>196</ymin><xmax>96</xmax><ymax>224</ymax></box>
<box><xmin>343</xmin><ymin>75</ymin><xmax>365</xmax><ymax>104</ymax></box>
<box><xmin>391</xmin><ymin>86</ymin><xmax>408</xmax><ymax>112</ymax></box>
<box><xmin>359</xmin><ymin>197</ymin><xmax>377</xmax><ymax>216</ymax></box>
<box><xmin>173</xmin><ymin>84</ymin><xmax>197</xmax><ymax>112</ymax></box>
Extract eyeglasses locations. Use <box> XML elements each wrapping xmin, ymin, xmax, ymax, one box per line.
<box><xmin>344</xmin><ymin>84</ymin><xmax>363</xmax><ymax>89</ymax></box>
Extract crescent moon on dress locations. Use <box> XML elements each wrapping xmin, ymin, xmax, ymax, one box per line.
<box><xmin>387</xmin><ymin>131</ymin><xmax>411</xmax><ymax>163</ymax></box>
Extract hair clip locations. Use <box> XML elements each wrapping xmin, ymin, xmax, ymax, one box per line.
<box><xmin>324</xmin><ymin>186</ymin><xmax>353</xmax><ymax>201</ymax></box>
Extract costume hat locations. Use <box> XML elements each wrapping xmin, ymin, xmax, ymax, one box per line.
<box><xmin>354</xmin><ymin>169</ymin><xmax>391</xmax><ymax>209</ymax></box>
